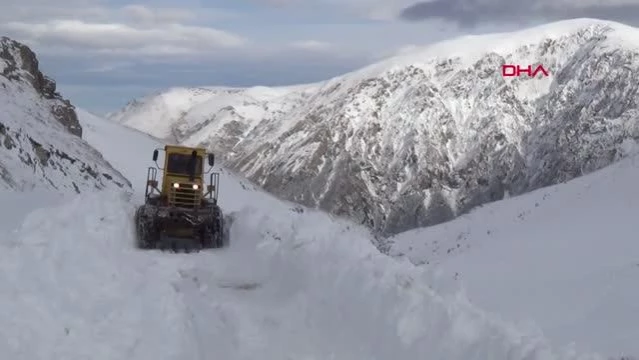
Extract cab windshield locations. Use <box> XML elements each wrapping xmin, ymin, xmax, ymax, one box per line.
<box><xmin>166</xmin><ymin>153</ymin><xmax>203</xmax><ymax>176</ymax></box>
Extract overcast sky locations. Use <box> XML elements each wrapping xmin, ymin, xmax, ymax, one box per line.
<box><xmin>2</xmin><ymin>0</ymin><xmax>638</xmax><ymax>114</ymax></box>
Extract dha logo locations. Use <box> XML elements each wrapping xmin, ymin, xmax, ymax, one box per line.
<box><xmin>502</xmin><ymin>64</ymin><xmax>549</xmax><ymax>78</ymax></box>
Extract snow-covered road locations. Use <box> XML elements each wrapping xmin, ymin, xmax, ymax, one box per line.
<box><xmin>0</xmin><ymin>108</ymin><xmax>605</xmax><ymax>359</ymax></box>
<box><xmin>0</xmin><ymin>188</ymin><xmax>600</xmax><ymax>360</ymax></box>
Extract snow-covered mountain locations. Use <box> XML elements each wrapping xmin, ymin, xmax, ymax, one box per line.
<box><xmin>387</xmin><ymin>151</ymin><xmax>639</xmax><ymax>358</ymax></box>
<box><xmin>108</xmin><ymin>18</ymin><xmax>639</xmax><ymax>236</ymax></box>
<box><xmin>106</xmin><ymin>84</ymin><xmax>320</xmax><ymax>145</ymax></box>
<box><xmin>0</xmin><ymin>108</ymin><xmax>604</xmax><ymax>360</ymax></box>
<box><xmin>0</xmin><ymin>37</ymin><xmax>129</xmax><ymax>192</ymax></box>
<box><xmin>106</xmin><ymin>86</ymin><xmax>231</xmax><ymax>140</ymax></box>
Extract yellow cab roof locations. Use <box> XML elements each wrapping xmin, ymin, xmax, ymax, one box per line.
<box><xmin>164</xmin><ymin>144</ymin><xmax>207</xmax><ymax>155</ymax></box>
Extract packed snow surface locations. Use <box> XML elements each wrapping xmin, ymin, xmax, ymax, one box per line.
<box><xmin>0</xmin><ymin>112</ymin><xmax>604</xmax><ymax>359</ymax></box>
<box><xmin>389</xmin><ymin>153</ymin><xmax>639</xmax><ymax>358</ymax></box>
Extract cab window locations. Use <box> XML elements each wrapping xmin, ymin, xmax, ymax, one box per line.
<box><xmin>166</xmin><ymin>153</ymin><xmax>203</xmax><ymax>175</ymax></box>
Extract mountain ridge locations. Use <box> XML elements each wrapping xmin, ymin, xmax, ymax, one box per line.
<box><xmin>107</xmin><ymin>18</ymin><xmax>639</xmax><ymax>235</ymax></box>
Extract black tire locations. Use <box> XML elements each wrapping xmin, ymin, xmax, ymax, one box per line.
<box><xmin>135</xmin><ymin>205</ymin><xmax>159</xmax><ymax>249</ymax></box>
<box><xmin>212</xmin><ymin>208</ymin><xmax>224</xmax><ymax>248</ymax></box>
<box><xmin>200</xmin><ymin>225</ymin><xmax>215</xmax><ymax>249</ymax></box>
<box><xmin>158</xmin><ymin>241</ymin><xmax>167</xmax><ymax>251</ymax></box>
<box><xmin>200</xmin><ymin>207</ymin><xmax>224</xmax><ymax>249</ymax></box>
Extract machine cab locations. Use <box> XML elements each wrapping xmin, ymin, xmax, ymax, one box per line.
<box><xmin>147</xmin><ymin>145</ymin><xmax>218</xmax><ymax>208</ymax></box>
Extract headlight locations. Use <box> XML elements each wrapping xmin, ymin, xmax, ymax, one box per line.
<box><xmin>192</xmin><ymin>184</ymin><xmax>199</xmax><ymax>190</ymax></box>
<box><xmin>173</xmin><ymin>183</ymin><xmax>179</xmax><ymax>188</ymax></box>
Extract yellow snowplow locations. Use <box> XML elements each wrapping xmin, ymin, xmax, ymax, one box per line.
<box><xmin>134</xmin><ymin>144</ymin><xmax>225</xmax><ymax>251</ymax></box>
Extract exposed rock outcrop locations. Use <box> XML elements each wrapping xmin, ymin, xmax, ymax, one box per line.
<box><xmin>1</xmin><ymin>37</ymin><xmax>81</xmax><ymax>136</ymax></box>
<box><xmin>0</xmin><ymin>37</ymin><xmax>130</xmax><ymax>192</ymax></box>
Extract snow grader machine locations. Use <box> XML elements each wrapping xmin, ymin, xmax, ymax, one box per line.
<box><xmin>134</xmin><ymin>144</ymin><xmax>225</xmax><ymax>251</ymax></box>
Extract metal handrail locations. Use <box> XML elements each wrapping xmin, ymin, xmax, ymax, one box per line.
<box><xmin>208</xmin><ymin>172</ymin><xmax>220</xmax><ymax>200</ymax></box>
<box><xmin>145</xmin><ymin>167</ymin><xmax>158</xmax><ymax>198</ymax></box>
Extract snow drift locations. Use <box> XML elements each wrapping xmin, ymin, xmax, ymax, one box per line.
<box><xmin>389</xmin><ymin>149</ymin><xmax>639</xmax><ymax>358</ymax></box>
<box><xmin>0</xmin><ymin>184</ymin><xmax>601</xmax><ymax>360</ymax></box>
<box><xmin>77</xmin><ymin>108</ymin><xmax>160</xmax><ymax>192</ymax></box>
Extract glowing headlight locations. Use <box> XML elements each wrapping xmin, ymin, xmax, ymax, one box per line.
<box><xmin>173</xmin><ymin>183</ymin><xmax>179</xmax><ymax>188</ymax></box>
<box><xmin>192</xmin><ymin>184</ymin><xmax>199</xmax><ymax>190</ymax></box>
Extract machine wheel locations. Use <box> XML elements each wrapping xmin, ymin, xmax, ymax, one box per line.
<box><xmin>201</xmin><ymin>207</ymin><xmax>224</xmax><ymax>249</ymax></box>
<box><xmin>135</xmin><ymin>205</ymin><xmax>160</xmax><ymax>249</ymax></box>
<box><xmin>212</xmin><ymin>208</ymin><xmax>225</xmax><ymax>248</ymax></box>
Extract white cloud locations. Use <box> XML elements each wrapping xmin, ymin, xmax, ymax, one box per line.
<box><xmin>0</xmin><ymin>1</ymin><xmax>248</xmax><ymax>60</ymax></box>
<box><xmin>2</xmin><ymin>18</ymin><xmax>247</xmax><ymax>58</ymax></box>
<box><xmin>119</xmin><ymin>4</ymin><xmax>195</xmax><ymax>25</ymax></box>
<box><xmin>289</xmin><ymin>40</ymin><xmax>332</xmax><ymax>51</ymax></box>
<box><xmin>0</xmin><ymin>0</ymin><xmax>107</xmax><ymax>22</ymax></box>
<box><xmin>82</xmin><ymin>61</ymin><xmax>135</xmax><ymax>73</ymax></box>
<box><xmin>0</xmin><ymin>0</ymin><xmax>450</xmax><ymax>63</ymax></box>
<box><xmin>0</xmin><ymin>0</ymin><xmax>464</xmax><ymax>113</ymax></box>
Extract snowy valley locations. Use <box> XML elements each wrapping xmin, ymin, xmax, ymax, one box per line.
<box><xmin>0</xmin><ymin>106</ymin><xmax>605</xmax><ymax>360</ymax></box>
<box><xmin>109</xmin><ymin>18</ymin><xmax>639</xmax><ymax>236</ymax></box>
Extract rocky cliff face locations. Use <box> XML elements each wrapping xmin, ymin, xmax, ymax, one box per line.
<box><xmin>0</xmin><ymin>37</ymin><xmax>130</xmax><ymax>192</ymax></box>
<box><xmin>1</xmin><ymin>37</ymin><xmax>82</xmax><ymax>137</ymax></box>
<box><xmin>108</xmin><ymin>19</ymin><xmax>639</xmax><ymax>236</ymax></box>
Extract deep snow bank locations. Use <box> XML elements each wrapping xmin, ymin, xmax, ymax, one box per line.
<box><xmin>389</xmin><ymin>152</ymin><xmax>639</xmax><ymax>357</ymax></box>
<box><xmin>0</xmin><ymin>191</ymin><xmax>201</xmax><ymax>360</ymax></box>
<box><xmin>185</xmin><ymin>204</ymin><xmax>596</xmax><ymax>360</ymax></box>
<box><xmin>77</xmin><ymin>108</ymin><xmax>161</xmax><ymax>192</ymax></box>
<box><xmin>0</xmin><ymin>185</ymin><xmax>602</xmax><ymax>359</ymax></box>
